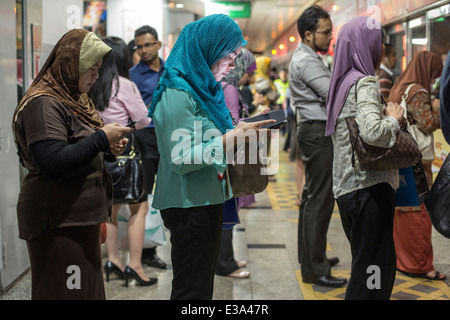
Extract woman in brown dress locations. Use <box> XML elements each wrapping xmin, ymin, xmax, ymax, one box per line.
<box><xmin>388</xmin><ymin>51</ymin><xmax>445</xmax><ymax>281</ymax></box>
<box><xmin>12</xmin><ymin>29</ymin><xmax>133</xmax><ymax>299</ymax></box>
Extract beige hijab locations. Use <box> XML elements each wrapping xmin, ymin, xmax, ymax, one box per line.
<box><xmin>13</xmin><ymin>29</ymin><xmax>111</xmax><ymax>130</ymax></box>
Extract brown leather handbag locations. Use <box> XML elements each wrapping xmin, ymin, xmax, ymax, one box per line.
<box><xmin>345</xmin><ymin>116</ymin><xmax>421</xmax><ymax>170</ymax></box>
<box><xmin>227</xmin><ymin>134</ymin><xmax>270</xmax><ymax>198</ymax></box>
<box><xmin>345</xmin><ymin>79</ymin><xmax>422</xmax><ymax>170</ymax></box>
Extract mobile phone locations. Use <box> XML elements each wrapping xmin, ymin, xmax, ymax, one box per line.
<box><xmin>126</xmin><ymin>120</ymin><xmax>137</xmax><ymax>128</ymax></box>
<box><xmin>243</xmin><ymin>109</ymin><xmax>286</xmax><ymax>129</ymax></box>
<box><xmin>265</xmin><ymin>120</ymin><xmax>287</xmax><ymax>129</ymax></box>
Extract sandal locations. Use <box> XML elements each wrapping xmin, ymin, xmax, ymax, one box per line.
<box><xmin>402</xmin><ymin>270</ymin><xmax>447</xmax><ymax>281</ymax></box>
<box><xmin>423</xmin><ymin>271</ymin><xmax>447</xmax><ymax>281</ymax></box>
<box><xmin>296</xmin><ymin>194</ymin><xmax>301</xmax><ymax>206</ymax></box>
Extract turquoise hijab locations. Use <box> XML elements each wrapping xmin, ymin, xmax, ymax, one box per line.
<box><xmin>149</xmin><ymin>14</ymin><xmax>247</xmax><ymax>133</ymax></box>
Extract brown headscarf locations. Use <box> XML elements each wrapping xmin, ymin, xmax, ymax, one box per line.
<box><xmin>388</xmin><ymin>51</ymin><xmax>443</xmax><ymax>104</ymax></box>
<box><xmin>13</xmin><ymin>29</ymin><xmax>111</xmax><ymax>130</ymax></box>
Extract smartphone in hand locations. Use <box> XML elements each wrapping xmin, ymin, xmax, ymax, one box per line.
<box><xmin>243</xmin><ymin>109</ymin><xmax>286</xmax><ymax>129</ymax></box>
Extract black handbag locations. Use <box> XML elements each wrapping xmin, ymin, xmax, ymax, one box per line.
<box><xmin>424</xmin><ymin>155</ymin><xmax>450</xmax><ymax>239</ymax></box>
<box><xmin>105</xmin><ymin>132</ymin><xmax>145</xmax><ymax>203</ymax></box>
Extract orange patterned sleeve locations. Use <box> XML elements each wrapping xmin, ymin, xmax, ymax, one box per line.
<box><xmin>407</xmin><ymin>90</ymin><xmax>440</xmax><ymax>135</ymax></box>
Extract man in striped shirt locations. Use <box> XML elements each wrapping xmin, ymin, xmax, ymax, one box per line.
<box><xmin>376</xmin><ymin>43</ymin><xmax>397</xmax><ymax>100</ymax></box>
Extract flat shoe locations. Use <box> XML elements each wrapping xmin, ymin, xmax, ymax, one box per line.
<box><xmin>227</xmin><ymin>269</ymin><xmax>250</xmax><ymax>279</ymax></box>
<box><xmin>142</xmin><ymin>254</ymin><xmax>167</xmax><ymax>269</ymax></box>
<box><xmin>237</xmin><ymin>260</ymin><xmax>247</xmax><ymax>268</ymax></box>
<box><xmin>303</xmin><ymin>275</ymin><xmax>347</xmax><ymax>287</ymax></box>
<box><xmin>296</xmin><ymin>195</ymin><xmax>301</xmax><ymax>206</ymax></box>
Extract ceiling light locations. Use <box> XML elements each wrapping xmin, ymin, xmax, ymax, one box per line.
<box><xmin>271</xmin><ymin>49</ymin><xmax>277</xmax><ymax>55</ymax></box>
<box><xmin>279</xmin><ymin>44</ymin><xmax>285</xmax><ymax>50</ymax></box>
<box><xmin>289</xmin><ymin>36</ymin><xmax>295</xmax><ymax>42</ymax></box>
<box><xmin>411</xmin><ymin>38</ymin><xmax>428</xmax><ymax>45</ymax></box>
<box><xmin>176</xmin><ymin>3</ymin><xmax>184</xmax><ymax>8</ymax></box>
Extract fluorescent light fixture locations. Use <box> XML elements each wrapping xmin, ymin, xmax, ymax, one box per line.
<box><xmin>411</xmin><ymin>38</ymin><xmax>428</xmax><ymax>45</ymax></box>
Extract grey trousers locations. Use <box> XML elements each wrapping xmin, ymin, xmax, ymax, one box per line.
<box><xmin>296</xmin><ymin>120</ymin><xmax>335</xmax><ymax>280</ymax></box>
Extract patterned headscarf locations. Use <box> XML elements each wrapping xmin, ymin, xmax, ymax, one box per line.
<box><xmin>223</xmin><ymin>48</ymin><xmax>256</xmax><ymax>88</ymax></box>
<box><xmin>13</xmin><ymin>29</ymin><xmax>111</xmax><ymax>130</ymax></box>
<box><xmin>149</xmin><ymin>14</ymin><xmax>247</xmax><ymax>133</ymax></box>
<box><xmin>388</xmin><ymin>51</ymin><xmax>443</xmax><ymax>104</ymax></box>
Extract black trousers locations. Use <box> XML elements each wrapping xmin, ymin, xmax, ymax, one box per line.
<box><xmin>337</xmin><ymin>183</ymin><xmax>396</xmax><ymax>300</ymax></box>
<box><xmin>296</xmin><ymin>121</ymin><xmax>335</xmax><ymax>280</ymax></box>
<box><xmin>215</xmin><ymin>228</ymin><xmax>239</xmax><ymax>276</ymax></box>
<box><xmin>161</xmin><ymin>204</ymin><xmax>223</xmax><ymax>300</ymax></box>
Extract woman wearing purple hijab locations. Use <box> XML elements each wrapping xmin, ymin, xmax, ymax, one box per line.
<box><xmin>326</xmin><ymin>16</ymin><xmax>404</xmax><ymax>300</ymax></box>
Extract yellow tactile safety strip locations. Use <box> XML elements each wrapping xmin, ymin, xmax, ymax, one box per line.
<box><xmin>267</xmin><ymin>148</ymin><xmax>450</xmax><ymax>300</ymax></box>
<box><xmin>266</xmin><ymin>181</ymin><xmax>299</xmax><ymax>210</ymax></box>
<box><xmin>295</xmin><ymin>269</ymin><xmax>450</xmax><ymax>300</ymax></box>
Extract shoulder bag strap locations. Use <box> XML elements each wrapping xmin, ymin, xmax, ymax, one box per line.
<box><xmin>350</xmin><ymin>78</ymin><xmax>363</xmax><ymax>168</ymax></box>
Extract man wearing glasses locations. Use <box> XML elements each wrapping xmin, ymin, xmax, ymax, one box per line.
<box><xmin>289</xmin><ymin>5</ymin><xmax>347</xmax><ymax>288</ymax></box>
<box><xmin>130</xmin><ymin>25</ymin><xmax>167</xmax><ymax>269</ymax></box>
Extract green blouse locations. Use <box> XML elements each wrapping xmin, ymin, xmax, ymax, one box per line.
<box><xmin>151</xmin><ymin>88</ymin><xmax>232</xmax><ymax>210</ymax></box>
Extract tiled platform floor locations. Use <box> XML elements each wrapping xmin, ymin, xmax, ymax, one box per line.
<box><xmin>1</xmin><ymin>138</ymin><xmax>449</xmax><ymax>302</ymax></box>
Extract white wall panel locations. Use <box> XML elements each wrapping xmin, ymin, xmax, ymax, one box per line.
<box><xmin>0</xmin><ymin>0</ymin><xmax>29</xmax><ymax>292</ymax></box>
<box><xmin>106</xmin><ymin>0</ymin><xmax>164</xmax><ymax>44</ymax></box>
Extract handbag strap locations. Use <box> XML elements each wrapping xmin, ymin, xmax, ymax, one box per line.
<box><xmin>401</xmin><ymin>83</ymin><xmax>416</xmax><ymax>103</ymax></box>
<box><xmin>349</xmin><ymin>77</ymin><xmax>387</xmax><ymax>168</ymax></box>
<box><xmin>350</xmin><ymin>78</ymin><xmax>363</xmax><ymax>168</ymax></box>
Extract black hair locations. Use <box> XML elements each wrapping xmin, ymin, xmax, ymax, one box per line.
<box><xmin>297</xmin><ymin>5</ymin><xmax>330</xmax><ymax>40</ymax></box>
<box><xmin>385</xmin><ymin>43</ymin><xmax>394</xmax><ymax>56</ymax></box>
<box><xmin>88</xmin><ymin>36</ymin><xmax>130</xmax><ymax>112</ymax></box>
<box><xmin>128</xmin><ymin>39</ymin><xmax>136</xmax><ymax>66</ymax></box>
<box><xmin>297</xmin><ymin>5</ymin><xmax>330</xmax><ymax>39</ymax></box>
<box><xmin>134</xmin><ymin>25</ymin><xmax>158</xmax><ymax>41</ymax></box>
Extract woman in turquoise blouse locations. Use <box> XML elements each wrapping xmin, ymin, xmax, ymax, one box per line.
<box><xmin>149</xmin><ymin>14</ymin><xmax>274</xmax><ymax>300</ymax></box>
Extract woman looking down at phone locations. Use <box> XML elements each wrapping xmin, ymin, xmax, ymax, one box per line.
<box><xmin>148</xmin><ymin>14</ymin><xmax>275</xmax><ymax>300</ymax></box>
<box><xmin>12</xmin><ymin>29</ymin><xmax>132</xmax><ymax>299</ymax></box>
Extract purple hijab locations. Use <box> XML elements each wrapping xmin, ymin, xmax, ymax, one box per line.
<box><xmin>325</xmin><ymin>15</ymin><xmax>383</xmax><ymax>136</ymax></box>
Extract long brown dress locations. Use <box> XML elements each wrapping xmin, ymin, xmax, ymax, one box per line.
<box><xmin>12</xmin><ymin>29</ymin><xmax>112</xmax><ymax>299</ymax></box>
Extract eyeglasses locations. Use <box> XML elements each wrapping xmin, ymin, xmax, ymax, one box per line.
<box><xmin>134</xmin><ymin>42</ymin><xmax>158</xmax><ymax>50</ymax></box>
<box><xmin>315</xmin><ymin>30</ymin><xmax>333</xmax><ymax>37</ymax></box>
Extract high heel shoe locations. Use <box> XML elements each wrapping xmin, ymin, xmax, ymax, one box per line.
<box><xmin>104</xmin><ymin>260</ymin><xmax>124</xmax><ymax>282</ymax></box>
<box><xmin>124</xmin><ymin>266</ymin><xmax>157</xmax><ymax>287</ymax></box>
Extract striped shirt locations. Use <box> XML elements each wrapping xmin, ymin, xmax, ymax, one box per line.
<box><xmin>376</xmin><ymin>63</ymin><xmax>394</xmax><ymax>100</ymax></box>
